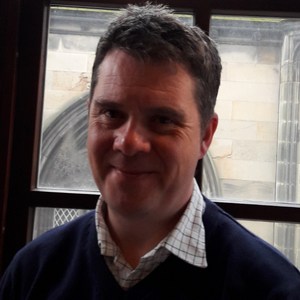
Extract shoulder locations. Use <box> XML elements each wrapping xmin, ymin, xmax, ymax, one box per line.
<box><xmin>202</xmin><ymin>196</ymin><xmax>265</xmax><ymax>245</ymax></box>
<box><xmin>202</xmin><ymin>195</ymin><xmax>290</xmax><ymax>263</ymax></box>
<box><xmin>0</xmin><ymin>211</ymin><xmax>97</xmax><ymax>298</ymax></box>
<box><xmin>202</xmin><ymin>196</ymin><xmax>300</xmax><ymax>296</ymax></box>
<box><xmin>22</xmin><ymin>210</ymin><xmax>95</xmax><ymax>255</ymax></box>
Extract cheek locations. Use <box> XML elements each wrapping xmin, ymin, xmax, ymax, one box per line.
<box><xmin>87</xmin><ymin>124</ymin><xmax>112</xmax><ymax>165</ymax></box>
<box><xmin>155</xmin><ymin>138</ymin><xmax>188</xmax><ymax>171</ymax></box>
<box><xmin>160</xmin><ymin>137</ymin><xmax>200</xmax><ymax>175</ymax></box>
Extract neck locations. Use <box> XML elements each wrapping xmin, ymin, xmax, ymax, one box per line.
<box><xmin>104</xmin><ymin>203</ymin><xmax>188</xmax><ymax>269</ymax></box>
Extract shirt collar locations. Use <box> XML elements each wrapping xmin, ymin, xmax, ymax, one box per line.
<box><xmin>95</xmin><ymin>199</ymin><xmax>119</xmax><ymax>257</ymax></box>
<box><xmin>161</xmin><ymin>179</ymin><xmax>207</xmax><ymax>267</ymax></box>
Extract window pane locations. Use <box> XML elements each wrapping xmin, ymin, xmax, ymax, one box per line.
<box><xmin>37</xmin><ymin>6</ymin><xmax>194</xmax><ymax>192</ymax></box>
<box><xmin>38</xmin><ymin>7</ymin><xmax>118</xmax><ymax>192</ymax></box>
<box><xmin>33</xmin><ymin>207</ymin><xmax>90</xmax><ymax>238</ymax></box>
<box><xmin>207</xmin><ymin>15</ymin><xmax>300</xmax><ymax>204</ymax></box>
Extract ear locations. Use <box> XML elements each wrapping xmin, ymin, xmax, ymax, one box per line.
<box><xmin>199</xmin><ymin>112</ymin><xmax>218</xmax><ymax>159</ymax></box>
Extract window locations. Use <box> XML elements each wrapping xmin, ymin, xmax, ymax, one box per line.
<box><xmin>2</xmin><ymin>0</ymin><xmax>300</xmax><ymax>275</ymax></box>
<box><xmin>209</xmin><ymin>15</ymin><xmax>300</xmax><ymax>205</ymax></box>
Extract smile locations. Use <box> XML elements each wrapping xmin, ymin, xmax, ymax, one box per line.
<box><xmin>112</xmin><ymin>167</ymin><xmax>153</xmax><ymax>178</ymax></box>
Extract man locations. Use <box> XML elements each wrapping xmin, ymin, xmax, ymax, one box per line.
<box><xmin>1</xmin><ymin>3</ymin><xmax>300</xmax><ymax>299</ymax></box>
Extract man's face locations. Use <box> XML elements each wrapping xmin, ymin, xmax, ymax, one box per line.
<box><xmin>87</xmin><ymin>50</ymin><xmax>217</xmax><ymax>221</ymax></box>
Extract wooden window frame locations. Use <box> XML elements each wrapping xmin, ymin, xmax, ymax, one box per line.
<box><xmin>2</xmin><ymin>0</ymin><xmax>300</xmax><ymax>276</ymax></box>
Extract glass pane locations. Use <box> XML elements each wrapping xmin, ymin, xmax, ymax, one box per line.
<box><xmin>239</xmin><ymin>220</ymin><xmax>300</xmax><ymax>270</ymax></box>
<box><xmin>207</xmin><ymin>15</ymin><xmax>300</xmax><ymax>204</ymax></box>
<box><xmin>38</xmin><ymin>7</ymin><xmax>118</xmax><ymax>192</ymax></box>
<box><xmin>33</xmin><ymin>207</ymin><xmax>90</xmax><ymax>239</ymax></box>
<box><xmin>37</xmin><ymin>6</ymin><xmax>194</xmax><ymax>192</ymax></box>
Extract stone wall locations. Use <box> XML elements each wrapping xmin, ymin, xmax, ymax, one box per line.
<box><xmin>43</xmin><ymin>34</ymin><xmax>96</xmax><ymax>127</ymax></box>
<box><xmin>211</xmin><ymin>43</ymin><xmax>280</xmax><ymax>202</ymax></box>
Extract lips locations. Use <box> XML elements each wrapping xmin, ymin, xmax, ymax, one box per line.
<box><xmin>110</xmin><ymin>164</ymin><xmax>154</xmax><ymax>180</ymax></box>
<box><xmin>113</xmin><ymin>166</ymin><xmax>152</xmax><ymax>175</ymax></box>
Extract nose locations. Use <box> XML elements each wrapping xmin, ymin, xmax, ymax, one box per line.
<box><xmin>113</xmin><ymin>120</ymin><xmax>151</xmax><ymax>156</ymax></box>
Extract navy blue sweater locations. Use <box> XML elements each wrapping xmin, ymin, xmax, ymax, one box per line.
<box><xmin>1</xmin><ymin>198</ymin><xmax>300</xmax><ymax>299</ymax></box>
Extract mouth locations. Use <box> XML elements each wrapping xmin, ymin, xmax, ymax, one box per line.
<box><xmin>112</xmin><ymin>167</ymin><xmax>153</xmax><ymax>178</ymax></box>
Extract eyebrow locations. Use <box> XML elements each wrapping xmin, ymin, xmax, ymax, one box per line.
<box><xmin>93</xmin><ymin>97</ymin><xmax>186</xmax><ymax>122</ymax></box>
<box><xmin>93</xmin><ymin>98</ymin><xmax>124</xmax><ymax>110</ymax></box>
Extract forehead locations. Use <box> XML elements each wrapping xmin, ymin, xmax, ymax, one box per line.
<box><xmin>94</xmin><ymin>50</ymin><xmax>196</xmax><ymax>106</ymax></box>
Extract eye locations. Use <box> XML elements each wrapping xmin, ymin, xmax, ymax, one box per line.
<box><xmin>157</xmin><ymin>116</ymin><xmax>173</xmax><ymax>124</ymax></box>
<box><xmin>104</xmin><ymin>110</ymin><xmax>120</xmax><ymax>118</ymax></box>
<box><xmin>150</xmin><ymin>116</ymin><xmax>176</xmax><ymax>134</ymax></box>
<box><xmin>98</xmin><ymin>109</ymin><xmax>126</xmax><ymax>128</ymax></box>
